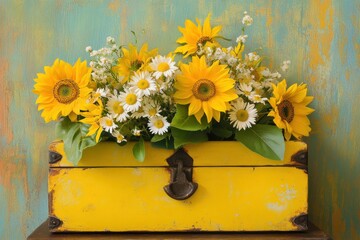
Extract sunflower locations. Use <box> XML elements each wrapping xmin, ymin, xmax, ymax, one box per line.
<box><xmin>112</xmin><ymin>43</ymin><xmax>157</xmax><ymax>84</ymax></box>
<box><xmin>33</xmin><ymin>59</ymin><xmax>92</xmax><ymax>123</ymax></box>
<box><xmin>174</xmin><ymin>56</ymin><xmax>238</xmax><ymax>123</ymax></box>
<box><xmin>175</xmin><ymin>14</ymin><xmax>222</xmax><ymax>57</ymax></box>
<box><xmin>80</xmin><ymin>100</ymin><xmax>104</xmax><ymax>142</ymax></box>
<box><xmin>268</xmin><ymin>79</ymin><xmax>314</xmax><ymax>140</ymax></box>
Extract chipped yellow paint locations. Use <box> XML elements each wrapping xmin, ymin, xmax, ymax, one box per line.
<box><xmin>49</xmin><ymin>141</ymin><xmax>307</xmax><ymax>231</ymax></box>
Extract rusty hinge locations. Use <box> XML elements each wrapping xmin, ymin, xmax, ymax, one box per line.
<box><xmin>291</xmin><ymin>213</ymin><xmax>308</xmax><ymax>231</ymax></box>
<box><xmin>164</xmin><ymin>148</ymin><xmax>198</xmax><ymax>200</ymax></box>
<box><xmin>48</xmin><ymin>216</ymin><xmax>63</xmax><ymax>230</ymax></box>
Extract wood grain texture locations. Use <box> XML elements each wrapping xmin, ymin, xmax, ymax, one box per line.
<box><xmin>0</xmin><ymin>0</ymin><xmax>358</xmax><ymax>239</ymax></box>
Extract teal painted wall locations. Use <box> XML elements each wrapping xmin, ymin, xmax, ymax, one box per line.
<box><xmin>0</xmin><ymin>1</ymin><xmax>359</xmax><ymax>239</ymax></box>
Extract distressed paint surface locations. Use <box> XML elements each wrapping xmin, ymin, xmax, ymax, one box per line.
<box><xmin>0</xmin><ymin>0</ymin><xmax>358</xmax><ymax>239</ymax></box>
<box><xmin>49</xmin><ymin>166</ymin><xmax>307</xmax><ymax>231</ymax></box>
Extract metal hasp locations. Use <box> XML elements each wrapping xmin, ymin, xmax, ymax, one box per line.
<box><xmin>164</xmin><ymin>148</ymin><xmax>198</xmax><ymax>200</ymax></box>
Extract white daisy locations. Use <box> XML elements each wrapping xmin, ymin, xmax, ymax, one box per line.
<box><xmin>131</xmin><ymin>107</ymin><xmax>146</xmax><ymax>119</ymax></box>
<box><xmin>248</xmin><ymin>94</ymin><xmax>268</xmax><ymax>105</ymax></box>
<box><xmin>132</xmin><ymin>128</ymin><xmax>142</xmax><ymax>136</ymax></box>
<box><xmin>119</xmin><ymin>89</ymin><xmax>142</xmax><ymax>112</ymax></box>
<box><xmin>237</xmin><ymin>83</ymin><xmax>254</xmax><ymax>98</ymax></box>
<box><xmin>90</xmin><ymin>87</ymin><xmax>109</xmax><ymax>103</ymax></box>
<box><xmin>150</xmin><ymin>55</ymin><xmax>178</xmax><ymax>79</ymax></box>
<box><xmin>143</xmin><ymin>99</ymin><xmax>161</xmax><ymax>118</ymax></box>
<box><xmin>228</xmin><ymin>99</ymin><xmax>258</xmax><ymax>131</ymax></box>
<box><xmin>99</xmin><ymin>115</ymin><xmax>117</xmax><ymax>133</ymax></box>
<box><xmin>130</xmin><ymin>71</ymin><xmax>156</xmax><ymax>96</ymax></box>
<box><xmin>112</xmin><ymin>130</ymin><xmax>127</xmax><ymax>144</ymax></box>
<box><xmin>148</xmin><ymin>116</ymin><xmax>170</xmax><ymax>135</ymax></box>
<box><xmin>106</xmin><ymin>95</ymin><xmax>129</xmax><ymax>122</ymax></box>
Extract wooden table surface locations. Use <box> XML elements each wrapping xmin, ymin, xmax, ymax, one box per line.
<box><xmin>27</xmin><ymin>220</ymin><xmax>331</xmax><ymax>240</ymax></box>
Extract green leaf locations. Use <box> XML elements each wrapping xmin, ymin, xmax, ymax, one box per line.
<box><xmin>151</xmin><ymin>133</ymin><xmax>169</xmax><ymax>143</ymax></box>
<box><xmin>211</xmin><ymin>127</ymin><xmax>233</xmax><ymax>139</ymax></box>
<box><xmin>171</xmin><ymin>127</ymin><xmax>208</xmax><ymax>149</ymax></box>
<box><xmin>151</xmin><ymin>137</ymin><xmax>175</xmax><ymax>149</ymax></box>
<box><xmin>55</xmin><ymin>117</ymin><xmax>72</xmax><ymax>139</ymax></box>
<box><xmin>133</xmin><ymin>137</ymin><xmax>145</xmax><ymax>162</ymax></box>
<box><xmin>55</xmin><ymin>118</ymin><xmax>97</xmax><ymax>165</ymax></box>
<box><xmin>235</xmin><ymin>124</ymin><xmax>285</xmax><ymax>160</ymax></box>
<box><xmin>171</xmin><ymin>104</ymin><xmax>209</xmax><ymax>131</ymax></box>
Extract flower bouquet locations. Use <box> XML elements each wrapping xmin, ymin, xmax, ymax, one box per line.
<box><xmin>34</xmin><ymin>13</ymin><xmax>314</xmax><ymax>165</ymax></box>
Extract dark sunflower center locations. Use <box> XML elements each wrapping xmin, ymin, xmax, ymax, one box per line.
<box><xmin>130</xmin><ymin>60</ymin><xmax>144</xmax><ymax>71</ymax></box>
<box><xmin>278</xmin><ymin>100</ymin><xmax>294</xmax><ymax>123</ymax></box>
<box><xmin>53</xmin><ymin>79</ymin><xmax>80</xmax><ymax>104</ymax></box>
<box><xmin>192</xmin><ymin>79</ymin><xmax>216</xmax><ymax>101</ymax></box>
<box><xmin>197</xmin><ymin>36</ymin><xmax>212</xmax><ymax>47</ymax></box>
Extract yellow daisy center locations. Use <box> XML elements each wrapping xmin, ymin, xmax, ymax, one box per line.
<box><xmin>116</xmin><ymin>135</ymin><xmax>124</xmax><ymax>142</ymax></box>
<box><xmin>113</xmin><ymin>102</ymin><xmax>124</xmax><ymax>114</ymax></box>
<box><xmin>105</xmin><ymin>119</ymin><xmax>113</xmax><ymax>127</ymax></box>
<box><xmin>137</xmin><ymin>79</ymin><xmax>150</xmax><ymax>90</ymax></box>
<box><xmin>192</xmin><ymin>79</ymin><xmax>216</xmax><ymax>101</ymax></box>
<box><xmin>158</xmin><ymin>62</ymin><xmax>170</xmax><ymax>72</ymax></box>
<box><xmin>278</xmin><ymin>100</ymin><xmax>295</xmax><ymax>123</ymax></box>
<box><xmin>244</xmin><ymin>90</ymin><xmax>251</xmax><ymax>96</ymax></box>
<box><xmin>236</xmin><ymin>109</ymin><xmax>249</xmax><ymax>122</ymax></box>
<box><xmin>148</xmin><ymin>108</ymin><xmax>157</xmax><ymax>117</ymax></box>
<box><xmin>154</xmin><ymin>119</ymin><xmax>164</xmax><ymax>129</ymax></box>
<box><xmin>125</xmin><ymin>93</ymin><xmax>137</xmax><ymax>105</ymax></box>
<box><xmin>53</xmin><ymin>79</ymin><xmax>80</xmax><ymax>104</ymax></box>
<box><xmin>197</xmin><ymin>36</ymin><xmax>212</xmax><ymax>47</ymax></box>
<box><xmin>130</xmin><ymin>60</ymin><xmax>144</xmax><ymax>71</ymax></box>
<box><xmin>253</xmin><ymin>95</ymin><xmax>261</xmax><ymax>101</ymax></box>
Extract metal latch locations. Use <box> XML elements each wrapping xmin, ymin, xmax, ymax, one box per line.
<box><xmin>164</xmin><ymin>148</ymin><xmax>198</xmax><ymax>200</ymax></box>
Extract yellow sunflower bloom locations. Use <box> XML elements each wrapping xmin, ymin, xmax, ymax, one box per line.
<box><xmin>112</xmin><ymin>43</ymin><xmax>158</xmax><ymax>84</ymax></box>
<box><xmin>268</xmin><ymin>79</ymin><xmax>314</xmax><ymax>140</ymax></box>
<box><xmin>175</xmin><ymin>14</ymin><xmax>222</xmax><ymax>57</ymax></box>
<box><xmin>174</xmin><ymin>56</ymin><xmax>238</xmax><ymax>123</ymax></box>
<box><xmin>80</xmin><ymin>100</ymin><xmax>104</xmax><ymax>142</ymax></box>
<box><xmin>33</xmin><ymin>59</ymin><xmax>92</xmax><ymax>123</ymax></box>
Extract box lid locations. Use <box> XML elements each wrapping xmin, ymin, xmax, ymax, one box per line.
<box><xmin>49</xmin><ymin>141</ymin><xmax>307</xmax><ymax>167</ymax></box>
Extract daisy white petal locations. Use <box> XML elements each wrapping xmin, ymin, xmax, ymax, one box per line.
<box><xmin>119</xmin><ymin>89</ymin><xmax>142</xmax><ymax>112</ymax></box>
<box><xmin>248</xmin><ymin>94</ymin><xmax>268</xmax><ymax>104</ymax></box>
<box><xmin>149</xmin><ymin>56</ymin><xmax>178</xmax><ymax>79</ymax></box>
<box><xmin>147</xmin><ymin>116</ymin><xmax>170</xmax><ymax>135</ymax></box>
<box><xmin>106</xmin><ymin>95</ymin><xmax>129</xmax><ymax>122</ymax></box>
<box><xmin>112</xmin><ymin>130</ymin><xmax>127</xmax><ymax>143</ymax></box>
<box><xmin>228</xmin><ymin>99</ymin><xmax>258</xmax><ymax>131</ymax></box>
<box><xmin>130</xmin><ymin>71</ymin><xmax>156</xmax><ymax>97</ymax></box>
<box><xmin>99</xmin><ymin>115</ymin><xmax>117</xmax><ymax>133</ymax></box>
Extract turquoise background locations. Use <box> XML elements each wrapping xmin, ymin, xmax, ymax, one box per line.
<box><xmin>0</xmin><ymin>0</ymin><xmax>359</xmax><ymax>239</ymax></box>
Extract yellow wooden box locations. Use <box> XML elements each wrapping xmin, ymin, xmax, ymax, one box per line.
<box><xmin>48</xmin><ymin>140</ymin><xmax>308</xmax><ymax>232</ymax></box>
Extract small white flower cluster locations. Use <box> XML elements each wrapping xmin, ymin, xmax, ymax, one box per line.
<box><xmin>87</xmin><ymin>38</ymin><xmax>178</xmax><ymax>143</ymax></box>
<box><xmin>86</xmin><ymin>36</ymin><xmax>120</xmax><ymax>84</ymax></box>
<box><xmin>84</xmin><ymin>13</ymin><xmax>289</xmax><ymax>141</ymax></box>
<box><xmin>242</xmin><ymin>11</ymin><xmax>253</xmax><ymax>26</ymax></box>
<box><xmin>236</xmin><ymin>34</ymin><xmax>248</xmax><ymax>44</ymax></box>
<box><xmin>281</xmin><ymin>60</ymin><xmax>291</xmax><ymax>72</ymax></box>
<box><xmin>195</xmin><ymin>12</ymin><xmax>285</xmax><ymax>131</ymax></box>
